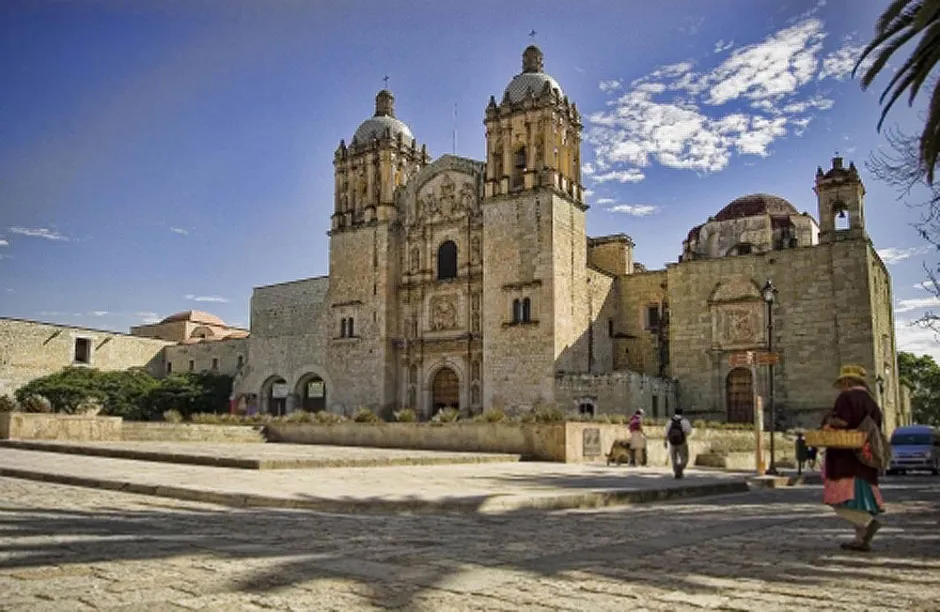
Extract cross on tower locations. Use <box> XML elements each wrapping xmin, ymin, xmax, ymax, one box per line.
<box><xmin>383</xmin><ymin>75</ymin><xmax>390</xmax><ymax>88</ymax></box>
<box><xmin>528</xmin><ymin>29</ymin><xmax>537</xmax><ymax>41</ymax></box>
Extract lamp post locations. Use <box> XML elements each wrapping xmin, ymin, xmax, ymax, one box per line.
<box><xmin>762</xmin><ymin>279</ymin><xmax>779</xmax><ymax>475</ymax></box>
<box><xmin>875</xmin><ymin>374</ymin><xmax>885</xmax><ymax>405</ymax></box>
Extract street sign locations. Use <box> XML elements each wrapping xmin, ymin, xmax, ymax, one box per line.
<box><xmin>728</xmin><ymin>351</ymin><xmax>779</xmax><ymax>367</ymax></box>
<box><xmin>728</xmin><ymin>352</ymin><xmax>753</xmax><ymax>367</ymax></box>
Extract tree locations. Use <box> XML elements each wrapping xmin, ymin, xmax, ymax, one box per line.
<box><xmin>856</xmin><ymin>0</ymin><xmax>940</xmax><ymax>183</ymax></box>
<box><xmin>897</xmin><ymin>351</ymin><xmax>940</xmax><ymax>425</ymax></box>
<box><xmin>867</xmin><ymin>126</ymin><xmax>940</xmax><ymax>332</ymax></box>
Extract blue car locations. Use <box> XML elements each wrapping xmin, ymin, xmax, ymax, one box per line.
<box><xmin>888</xmin><ymin>425</ymin><xmax>940</xmax><ymax>475</ymax></box>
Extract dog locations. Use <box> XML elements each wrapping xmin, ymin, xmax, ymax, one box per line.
<box><xmin>606</xmin><ymin>439</ymin><xmax>631</xmax><ymax>466</ymax></box>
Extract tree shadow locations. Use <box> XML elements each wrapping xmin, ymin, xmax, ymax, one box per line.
<box><xmin>0</xmin><ymin>479</ymin><xmax>938</xmax><ymax>609</ymax></box>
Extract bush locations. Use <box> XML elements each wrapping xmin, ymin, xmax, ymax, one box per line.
<box><xmin>163</xmin><ymin>409</ymin><xmax>184</xmax><ymax>423</ymax></box>
<box><xmin>431</xmin><ymin>407</ymin><xmax>460</xmax><ymax>423</ymax></box>
<box><xmin>393</xmin><ymin>408</ymin><xmax>418</xmax><ymax>422</ymax></box>
<box><xmin>21</xmin><ymin>394</ymin><xmax>52</xmax><ymax>413</ymax></box>
<box><xmin>76</xmin><ymin>397</ymin><xmax>103</xmax><ymax>416</ymax></box>
<box><xmin>0</xmin><ymin>395</ymin><xmax>18</xmax><ymax>413</ymax></box>
<box><xmin>352</xmin><ymin>407</ymin><xmax>381</xmax><ymax>423</ymax></box>
<box><xmin>481</xmin><ymin>408</ymin><xmax>507</xmax><ymax>423</ymax></box>
<box><xmin>314</xmin><ymin>410</ymin><xmax>346</xmax><ymax>425</ymax></box>
<box><xmin>532</xmin><ymin>403</ymin><xmax>564</xmax><ymax>424</ymax></box>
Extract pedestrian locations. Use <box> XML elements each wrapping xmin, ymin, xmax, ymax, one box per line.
<box><xmin>628</xmin><ymin>409</ymin><xmax>647</xmax><ymax>466</ymax></box>
<box><xmin>664</xmin><ymin>408</ymin><xmax>692</xmax><ymax>479</ymax></box>
<box><xmin>822</xmin><ymin>364</ymin><xmax>885</xmax><ymax>552</ymax></box>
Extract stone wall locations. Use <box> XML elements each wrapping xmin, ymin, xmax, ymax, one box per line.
<box><xmin>122</xmin><ymin>422</ymin><xmax>264</xmax><ymax>443</ymax></box>
<box><xmin>165</xmin><ymin>337</ymin><xmax>247</xmax><ymax>378</ymax></box>
<box><xmin>0</xmin><ymin>413</ymin><xmax>122</xmax><ymax>441</ymax></box>
<box><xmin>0</xmin><ymin>318</ymin><xmax>172</xmax><ymax>398</ymax></box>
<box><xmin>664</xmin><ymin>238</ymin><xmax>901</xmax><ymax>432</ymax></box>
<box><xmin>555</xmin><ymin>371</ymin><xmax>677</xmax><ymax>419</ymax></box>
<box><xmin>616</xmin><ymin>271</ymin><xmax>668</xmax><ymax>376</ymax></box>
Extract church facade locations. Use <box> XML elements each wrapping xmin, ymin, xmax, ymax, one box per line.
<box><xmin>234</xmin><ymin>45</ymin><xmax>907</xmax><ymax>433</ymax></box>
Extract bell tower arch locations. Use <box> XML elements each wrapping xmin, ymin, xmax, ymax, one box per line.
<box><xmin>814</xmin><ymin>156</ymin><xmax>866</xmax><ymax>244</ymax></box>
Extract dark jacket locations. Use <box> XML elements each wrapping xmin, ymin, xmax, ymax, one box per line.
<box><xmin>824</xmin><ymin>388</ymin><xmax>882</xmax><ymax>485</ymax></box>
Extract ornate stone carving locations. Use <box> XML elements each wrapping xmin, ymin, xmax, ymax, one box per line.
<box><xmin>721</xmin><ymin>307</ymin><xmax>758</xmax><ymax>345</ymax></box>
<box><xmin>429</xmin><ymin>295</ymin><xmax>458</xmax><ymax>330</ymax></box>
<box><xmin>459</xmin><ymin>182</ymin><xmax>476</xmax><ymax>212</ymax></box>
<box><xmin>470</xmin><ymin>236</ymin><xmax>481</xmax><ymax>265</ymax></box>
<box><xmin>410</xmin><ymin>247</ymin><xmax>420</xmax><ymax>272</ymax></box>
<box><xmin>439</xmin><ymin>174</ymin><xmax>457</xmax><ymax>216</ymax></box>
<box><xmin>710</xmin><ymin>276</ymin><xmax>760</xmax><ymax>303</ymax></box>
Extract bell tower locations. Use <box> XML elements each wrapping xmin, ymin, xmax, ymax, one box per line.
<box><xmin>814</xmin><ymin>155</ymin><xmax>866</xmax><ymax>243</ymax></box>
<box><xmin>483</xmin><ymin>45</ymin><xmax>584</xmax><ymax>203</ymax></box>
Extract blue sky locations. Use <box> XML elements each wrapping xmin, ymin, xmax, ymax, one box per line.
<box><xmin>1</xmin><ymin>0</ymin><xmax>938</xmax><ymax>359</ymax></box>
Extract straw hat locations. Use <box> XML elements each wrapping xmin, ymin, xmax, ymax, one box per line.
<box><xmin>834</xmin><ymin>364</ymin><xmax>868</xmax><ymax>388</ymax></box>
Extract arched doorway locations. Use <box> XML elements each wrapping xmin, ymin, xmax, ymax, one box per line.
<box><xmin>296</xmin><ymin>374</ymin><xmax>327</xmax><ymax>412</ymax></box>
<box><xmin>262</xmin><ymin>375</ymin><xmax>288</xmax><ymax>416</ymax></box>
<box><xmin>726</xmin><ymin>367</ymin><xmax>754</xmax><ymax>424</ymax></box>
<box><xmin>431</xmin><ymin>367</ymin><xmax>459</xmax><ymax>414</ymax></box>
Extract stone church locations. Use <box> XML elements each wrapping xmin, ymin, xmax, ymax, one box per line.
<box><xmin>234</xmin><ymin>45</ymin><xmax>907</xmax><ymax>432</ymax></box>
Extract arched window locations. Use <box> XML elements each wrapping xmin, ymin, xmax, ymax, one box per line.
<box><xmin>347</xmin><ymin>317</ymin><xmax>355</xmax><ymax>337</ymax></box>
<box><xmin>512</xmin><ymin>146</ymin><xmax>527</xmax><ymax>189</ymax></box>
<box><xmin>437</xmin><ymin>241</ymin><xmax>457</xmax><ymax>280</ymax></box>
<box><xmin>340</xmin><ymin>318</ymin><xmax>347</xmax><ymax>338</ymax></box>
<box><xmin>522</xmin><ymin>297</ymin><xmax>532</xmax><ymax>322</ymax></box>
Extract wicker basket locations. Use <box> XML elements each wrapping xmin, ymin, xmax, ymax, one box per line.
<box><xmin>804</xmin><ymin>429</ymin><xmax>865</xmax><ymax>449</ymax></box>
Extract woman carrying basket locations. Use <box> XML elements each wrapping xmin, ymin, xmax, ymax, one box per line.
<box><xmin>821</xmin><ymin>365</ymin><xmax>885</xmax><ymax>552</ymax></box>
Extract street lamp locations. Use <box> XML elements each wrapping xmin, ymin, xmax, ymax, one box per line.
<box><xmin>762</xmin><ymin>279</ymin><xmax>779</xmax><ymax>475</ymax></box>
<box><xmin>875</xmin><ymin>374</ymin><xmax>885</xmax><ymax>405</ymax></box>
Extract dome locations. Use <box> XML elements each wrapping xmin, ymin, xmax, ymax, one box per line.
<box><xmin>160</xmin><ymin>310</ymin><xmax>227</xmax><ymax>327</ymax></box>
<box><xmin>502</xmin><ymin>45</ymin><xmax>565</xmax><ymax>104</ymax></box>
<box><xmin>714</xmin><ymin>193</ymin><xmax>798</xmax><ymax>222</ymax></box>
<box><xmin>351</xmin><ymin>89</ymin><xmax>414</xmax><ymax>145</ymax></box>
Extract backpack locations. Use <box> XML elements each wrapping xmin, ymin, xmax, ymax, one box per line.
<box><xmin>855</xmin><ymin>412</ymin><xmax>891</xmax><ymax>472</ymax></box>
<box><xmin>667</xmin><ymin>419</ymin><xmax>686</xmax><ymax>445</ymax></box>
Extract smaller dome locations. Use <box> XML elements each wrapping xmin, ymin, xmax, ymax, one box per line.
<box><xmin>503</xmin><ymin>45</ymin><xmax>565</xmax><ymax>104</ymax></box>
<box><xmin>352</xmin><ymin>89</ymin><xmax>414</xmax><ymax>144</ymax></box>
<box><xmin>160</xmin><ymin>310</ymin><xmax>227</xmax><ymax>327</ymax></box>
<box><xmin>714</xmin><ymin>193</ymin><xmax>797</xmax><ymax>222</ymax></box>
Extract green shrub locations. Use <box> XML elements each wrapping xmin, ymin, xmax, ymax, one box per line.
<box><xmin>314</xmin><ymin>410</ymin><xmax>346</xmax><ymax>425</ymax></box>
<box><xmin>481</xmin><ymin>408</ymin><xmax>506</xmax><ymax>423</ymax></box>
<box><xmin>432</xmin><ymin>407</ymin><xmax>460</xmax><ymax>423</ymax></box>
<box><xmin>352</xmin><ymin>407</ymin><xmax>381</xmax><ymax>423</ymax></box>
<box><xmin>0</xmin><ymin>395</ymin><xmax>18</xmax><ymax>413</ymax></box>
<box><xmin>76</xmin><ymin>397</ymin><xmax>103</xmax><ymax>415</ymax></box>
<box><xmin>393</xmin><ymin>408</ymin><xmax>418</xmax><ymax>422</ymax></box>
<box><xmin>21</xmin><ymin>394</ymin><xmax>52</xmax><ymax>413</ymax></box>
<box><xmin>163</xmin><ymin>409</ymin><xmax>184</xmax><ymax>423</ymax></box>
<box><xmin>532</xmin><ymin>403</ymin><xmax>564</xmax><ymax>424</ymax></box>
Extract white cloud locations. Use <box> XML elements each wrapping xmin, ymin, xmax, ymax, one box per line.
<box><xmin>185</xmin><ymin>294</ymin><xmax>228</xmax><ymax>303</ymax></box>
<box><xmin>581</xmin><ymin>162</ymin><xmax>596</xmax><ymax>176</ymax></box>
<box><xmin>0</xmin><ymin>254</ymin><xmax>12</xmax><ymax>260</ymax></box>
<box><xmin>818</xmin><ymin>43</ymin><xmax>864</xmax><ymax>81</ymax></box>
<box><xmin>170</xmin><ymin>227</ymin><xmax>189</xmax><ymax>236</ymax></box>
<box><xmin>895</xmin><ymin>319</ymin><xmax>940</xmax><ymax>362</ymax></box>
<box><xmin>596</xmin><ymin>198</ymin><xmax>616</xmax><ymax>205</ymax></box>
<box><xmin>592</xmin><ymin>169</ymin><xmax>646</xmax><ymax>183</ymax></box>
<box><xmin>896</xmin><ymin>296</ymin><xmax>940</xmax><ymax>314</ymax></box>
<box><xmin>714</xmin><ymin>39</ymin><xmax>734</xmax><ymax>54</ymax></box>
<box><xmin>8</xmin><ymin>226</ymin><xmax>70</xmax><ymax>241</ymax></box>
<box><xmin>134</xmin><ymin>311</ymin><xmax>161</xmax><ymax>324</ymax></box>
<box><xmin>877</xmin><ymin>246</ymin><xmax>930</xmax><ymax>265</ymax></box>
<box><xmin>914</xmin><ymin>280</ymin><xmax>939</xmax><ymax>292</ymax></box>
<box><xmin>599</xmin><ymin>80</ymin><xmax>622</xmax><ymax>93</ymax></box>
<box><xmin>587</xmin><ymin>17</ymin><xmax>850</xmax><ymax>182</ymax></box>
<box><xmin>607</xmin><ymin>204</ymin><xmax>659</xmax><ymax>217</ymax></box>
<box><xmin>0</xmin><ymin>239</ymin><xmax>8</xmax><ymax>247</ymax></box>
<box><xmin>89</xmin><ymin>311</ymin><xmax>109</xmax><ymax>317</ymax></box>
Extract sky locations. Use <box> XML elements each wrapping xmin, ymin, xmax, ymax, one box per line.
<box><xmin>1</xmin><ymin>0</ymin><xmax>939</xmax><ymax>360</ymax></box>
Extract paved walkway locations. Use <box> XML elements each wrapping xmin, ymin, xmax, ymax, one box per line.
<box><xmin>0</xmin><ymin>447</ymin><xmax>748</xmax><ymax>514</ymax></box>
<box><xmin>0</xmin><ymin>441</ymin><xmax>521</xmax><ymax>469</ymax></box>
<box><xmin>0</xmin><ymin>475</ymin><xmax>937</xmax><ymax>611</ymax></box>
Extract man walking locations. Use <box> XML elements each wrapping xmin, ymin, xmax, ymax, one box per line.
<box><xmin>664</xmin><ymin>409</ymin><xmax>692</xmax><ymax>479</ymax></box>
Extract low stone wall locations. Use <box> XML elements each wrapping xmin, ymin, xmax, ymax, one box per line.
<box><xmin>0</xmin><ymin>413</ymin><xmax>122</xmax><ymax>442</ymax></box>
<box><xmin>122</xmin><ymin>422</ymin><xmax>265</xmax><ymax>443</ymax></box>
<box><xmin>265</xmin><ymin>421</ymin><xmax>794</xmax><ymax>465</ymax></box>
<box><xmin>265</xmin><ymin>422</ymin><xmax>568</xmax><ymax>461</ymax></box>
<box><xmin>695</xmin><ymin>451</ymin><xmax>796</xmax><ymax>471</ymax></box>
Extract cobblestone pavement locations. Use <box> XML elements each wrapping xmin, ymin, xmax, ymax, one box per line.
<box><xmin>0</xmin><ymin>475</ymin><xmax>938</xmax><ymax>611</ymax></box>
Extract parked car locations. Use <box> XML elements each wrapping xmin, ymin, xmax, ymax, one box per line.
<box><xmin>887</xmin><ymin>425</ymin><xmax>940</xmax><ymax>475</ymax></box>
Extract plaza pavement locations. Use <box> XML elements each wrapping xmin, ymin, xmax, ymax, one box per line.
<box><xmin>0</xmin><ymin>475</ymin><xmax>937</xmax><ymax>611</ymax></box>
<box><xmin>0</xmin><ymin>446</ymin><xmax>747</xmax><ymax>514</ymax></box>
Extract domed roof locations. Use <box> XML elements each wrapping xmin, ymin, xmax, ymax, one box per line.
<box><xmin>714</xmin><ymin>193</ymin><xmax>797</xmax><ymax>222</ymax></box>
<box><xmin>503</xmin><ymin>45</ymin><xmax>565</xmax><ymax>104</ymax></box>
<box><xmin>160</xmin><ymin>310</ymin><xmax>227</xmax><ymax>327</ymax></box>
<box><xmin>352</xmin><ymin>89</ymin><xmax>414</xmax><ymax>145</ymax></box>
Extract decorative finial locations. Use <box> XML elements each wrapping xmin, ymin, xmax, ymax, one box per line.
<box><xmin>529</xmin><ymin>29</ymin><xmax>537</xmax><ymax>41</ymax></box>
<box><xmin>383</xmin><ymin>75</ymin><xmax>390</xmax><ymax>89</ymax></box>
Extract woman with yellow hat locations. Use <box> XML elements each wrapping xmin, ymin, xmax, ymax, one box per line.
<box><xmin>821</xmin><ymin>365</ymin><xmax>886</xmax><ymax>552</ymax></box>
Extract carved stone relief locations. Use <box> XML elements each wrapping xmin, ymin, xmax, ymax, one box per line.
<box><xmin>715</xmin><ymin>305</ymin><xmax>761</xmax><ymax>347</ymax></box>
<box><xmin>429</xmin><ymin>295</ymin><xmax>458</xmax><ymax>331</ymax></box>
